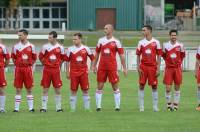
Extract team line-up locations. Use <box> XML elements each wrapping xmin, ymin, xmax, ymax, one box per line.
<box><xmin>0</xmin><ymin>24</ymin><xmax>200</xmax><ymax>113</ymax></box>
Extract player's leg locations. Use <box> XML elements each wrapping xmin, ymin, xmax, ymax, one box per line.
<box><xmin>26</xmin><ymin>88</ymin><xmax>34</xmax><ymax>112</ymax></box>
<box><xmin>149</xmin><ymin>66</ymin><xmax>159</xmax><ymax>112</ymax></box>
<box><xmin>0</xmin><ymin>87</ymin><xmax>6</xmax><ymax>113</ymax></box>
<box><xmin>52</xmin><ymin>68</ymin><xmax>63</xmax><ymax>112</ymax></box>
<box><xmin>111</xmin><ymin>82</ymin><xmax>120</xmax><ymax>111</ymax></box>
<box><xmin>163</xmin><ymin>68</ymin><xmax>173</xmax><ymax>111</ymax></box>
<box><xmin>69</xmin><ymin>76</ymin><xmax>79</xmax><ymax>112</ymax></box>
<box><xmin>173</xmin><ymin>85</ymin><xmax>181</xmax><ymax>111</ymax></box>
<box><xmin>41</xmin><ymin>88</ymin><xmax>49</xmax><ymax>112</ymax></box>
<box><xmin>0</xmin><ymin>68</ymin><xmax>7</xmax><ymax>113</ymax></box>
<box><xmin>14</xmin><ymin>88</ymin><xmax>22</xmax><ymax>112</ymax></box>
<box><xmin>109</xmin><ymin>70</ymin><xmax>120</xmax><ymax>111</ymax></box>
<box><xmin>13</xmin><ymin>67</ymin><xmax>23</xmax><ymax>112</ymax></box>
<box><xmin>165</xmin><ymin>85</ymin><xmax>172</xmax><ymax>111</ymax></box>
<box><xmin>96</xmin><ymin>70</ymin><xmax>107</xmax><ymax>111</ymax></box>
<box><xmin>80</xmin><ymin>73</ymin><xmax>90</xmax><ymax>110</ymax></box>
<box><xmin>24</xmin><ymin>67</ymin><xmax>34</xmax><ymax>112</ymax></box>
<box><xmin>40</xmin><ymin>67</ymin><xmax>51</xmax><ymax>112</ymax></box>
<box><xmin>173</xmin><ymin>67</ymin><xmax>182</xmax><ymax>111</ymax></box>
<box><xmin>138</xmin><ymin>65</ymin><xmax>147</xmax><ymax>112</ymax></box>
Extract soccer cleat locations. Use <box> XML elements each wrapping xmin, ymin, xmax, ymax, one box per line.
<box><xmin>115</xmin><ymin>108</ymin><xmax>120</xmax><ymax>111</ymax></box>
<box><xmin>29</xmin><ymin>109</ymin><xmax>35</xmax><ymax>112</ymax></box>
<box><xmin>173</xmin><ymin>107</ymin><xmax>178</xmax><ymax>112</ymax></box>
<box><xmin>167</xmin><ymin>107</ymin><xmax>173</xmax><ymax>112</ymax></box>
<box><xmin>56</xmin><ymin>109</ymin><xmax>63</xmax><ymax>112</ymax></box>
<box><xmin>153</xmin><ymin>107</ymin><xmax>159</xmax><ymax>112</ymax></box>
<box><xmin>139</xmin><ymin>107</ymin><xmax>144</xmax><ymax>112</ymax></box>
<box><xmin>196</xmin><ymin>105</ymin><xmax>200</xmax><ymax>111</ymax></box>
<box><xmin>0</xmin><ymin>110</ymin><xmax>6</xmax><ymax>113</ymax></box>
<box><xmin>13</xmin><ymin>110</ymin><xmax>19</xmax><ymax>112</ymax></box>
<box><xmin>96</xmin><ymin>108</ymin><xmax>101</xmax><ymax>112</ymax></box>
<box><xmin>40</xmin><ymin>109</ymin><xmax>47</xmax><ymax>112</ymax></box>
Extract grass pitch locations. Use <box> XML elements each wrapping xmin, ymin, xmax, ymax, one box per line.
<box><xmin>0</xmin><ymin>71</ymin><xmax>199</xmax><ymax>132</ymax></box>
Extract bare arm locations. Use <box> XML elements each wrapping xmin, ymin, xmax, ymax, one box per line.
<box><xmin>66</xmin><ymin>62</ymin><xmax>70</xmax><ymax>80</ymax></box>
<box><xmin>91</xmin><ymin>52</ymin><xmax>100</xmax><ymax>74</ymax></box>
<box><xmin>156</xmin><ymin>55</ymin><xmax>161</xmax><ymax>77</ymax></box>
<box><xmin>195</xmin><ymin>59</ymin><xmax>200</xmax><ymax>78</ymax></box>
<box><xmin>119</xmin><ymin>54</ymin><xmax>127</xmax><ymax>76</ymax></box>
<box><xmin>4</xmin><ymin>59</ymin><xmax>9</xmax><ymax>67</ymax></box>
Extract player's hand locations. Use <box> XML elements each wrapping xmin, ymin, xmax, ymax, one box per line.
<box><xmin>156</xmin><ymin>69</ymin><xmax>160</xmax><ymax>77</ymax></box>
<box><xmin>137</xmin><ymin>67</ymin><xmax>143</xmax><ymax>77</ymax></box>
<box><xmin>66</xmin><ymin>72</ymin><xmax>70</xmax><ymax>80</ymax></box>
<box><xmin>123</xmin><ymin>68</ymin><xmax>128</xmax><ymax>77</ymax></box>
<box><xmin>91</xmin><ymin>66</ymin><xmax>97</xmax><ymax>74</ymax></box>
<box><xmin>195</xmin><ymin>71</ymin><xmax>198</xmax><ymax>79</ymax></box>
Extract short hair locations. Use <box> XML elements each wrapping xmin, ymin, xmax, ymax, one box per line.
<box><xmin>143</xmin><ymin>25</ymin><xmax>152</xmax><ymax>32</ymax></box>
<box><xmin>169</xmin><ymin>29</ymin><xmax>178</xmax><ymax>35</ymax></box>
<box><xmin>49</xmin><ymin>31</ymin><xmax>57</xmax><ymax>38</ymax></box>
<box><xmin>73</xmin><ymin>33</ymin><xmax>82</xmax><ymax>39</ymax></box>
<box><xmin>18</xmin><ymin>29</ymin><xmax>28</xmax><ymax>35</ymax></box>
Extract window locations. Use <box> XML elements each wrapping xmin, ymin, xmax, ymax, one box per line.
<box><xmin>0</xmin><ymin>21</ymin><xmax>2</xmax><ymax>28</ymax></box>
<box><xmin>23</xmin><ymin>9</ymin><xmax>29</xmax><ymax>18</ymax></box>
<box><xmin>60</xmin><ymin>8</ymin><xmax>67</xmax><ymax>18</ymax></box>
<box><xmin>52</xmin><ymin>8</ymin><xmax>59</xmax><ymax>18</ymax></box>
<box><xmin>43</xmin><ymin>9</ymin><xmax>49</xmax><ymax>18</ymax></box>
<box><xmin>33</xmin><ymin>9</ymin><xmax>40</xmax><ymax>18</ymax></box>
<box><xmin>33</xmin><ymin>21</ymin><xmax>40</xmax><ymax>28</ymax></box>
<box><xmin>43</xmin><ymin>21</ymin><xmax>49</xmax><ymax>28</ymax></box>
<box><xmin>52</xmin><ymin>21</ymin><xmax>59</xmax><ymax>28</ymax></box>
<box><xmin>23</xmin><ymin>21</ymin><xmax>29</xmax><ymax>28</ymax></box>
<box><xmin>13</xmin><ymin>21</ymin><xmax>19</xmax><ymax>29</ymax></box>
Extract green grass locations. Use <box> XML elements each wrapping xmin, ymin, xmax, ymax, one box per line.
<box><xmin>0</xmin><ymin>71</ymin><xmax>199</xmax><ymax>132</ymax></box>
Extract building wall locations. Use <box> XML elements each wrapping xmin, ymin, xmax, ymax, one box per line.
<box><xmin>69</xmin><ymin>0</ymin><xmax>144</xmax><ymax>30</ymax></box>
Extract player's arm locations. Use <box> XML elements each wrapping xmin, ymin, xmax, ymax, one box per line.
<box><xmin>11</xmin><ymin>47</ymin><xmax>17</xmax><ymax>65</ymax></box>
<box><xmin>136</xmin><ymin>55</ymin><xmax>142</xmax><ymax>76</ymax></box>
<box><xmin>195</xmin><ymin>51</ymin><xmax>200</xmax><ymax>78</ymax></box>
<box><xmin>156</xmin><ymin>55</ymin><xmax>161</xmax><ymax>77</ymax></box>
<box><xmin>119</xmin><ymin>53</ymin><xmax>128</xmax><ymax>76</ymax></box>
<box><xmin>4</xmin><ymin>55</ymin><xmax>10</xmax><ymax>67</ymax></box>
<box><xmin>32</xmin><ymin>46</ymin><xmax>37</xmax><ymax>65</ymax></box>
<box><xmin>92</xmin><ymin>52</ymin><xmax>99</xmax><ymax>74</ymax></box>
<box><xmin>156</xmin><ymin>41</ymin><xmax>162</xmax><ymax>77</ymax></box>
<box><xmin>136</xmin><ymin>42</ymin><xmax>142</xmax><ymax>76</ymax></box>
<box><xmin>66</xmin><ymin>62</ymin><xmax>70</xmax><ymax>80</ymax></box>
<box><xmin>180</xmin><ymin>45</ymin><xmax>186</xmax><ymax>61</ymax></box>
<box><xmin>39</xmin><ymin>46</ymin><xmax>46</xmax><ymax>65</ymax></box>
<box><xmin>4</xmin><ymin>48</ymin><xmax>10</xmax><ymax>67</ymax></box>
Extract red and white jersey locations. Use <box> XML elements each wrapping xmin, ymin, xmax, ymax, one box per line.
<box><xmin>96</xmin><ymin>36</ymin><xmax>124</xmax><ymax>70</ymax></box>
<box><xmin>162</xmin><ymin>41</ymin><xmax>185</xmax><ymax>68</ymax></box>
<box><xmin>66</xmin><ymin>45</ymin><xmax>94</xmax><ymax>76</ymax></box>
<box><xmin>136</xmin><ymin>38</ymin><xmax>162</xmax><ymax>66</ymax></box>
<box><xmin>0</xmin><ymin>43</ymin><xmax>10</xmax><ymax>67</ymax></box>
<box><xmin>39</xmin><ymin>43</ymin><xmax>65</xmax><ymax>68</ymax></box>
<box><xmin>11</xmin><ymin>41</ymin><xmax>37</xmax><ymax>67</ymax></box>
<box><xmin>196</xmin><ymin>46</ymin><xmax>200</xmax><ymax>60</ymax></box>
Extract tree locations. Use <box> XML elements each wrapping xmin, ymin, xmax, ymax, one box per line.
<box><xmin>1</xmin><ymin>0</ymin><xmax>41</xmax><ymax>30</ymax></box>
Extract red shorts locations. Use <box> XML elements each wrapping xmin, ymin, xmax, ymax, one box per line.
<box><xmin>139</xmin><ymin>65</ymin><xmax>158</xmax><ymax>86</ymax></box>
<box><xmin>41</xmin><ymin>67</ymin><xmax>62</xmax><ymax>88</ymax></box>
<box><xmin>70</xmin><ymin>72</ymin><xmax>89</xmax><ymax>92</ymax></box>
<box><xmin>0</xmin><ymin>67</ymin><xmax>7</xmax><ymax>87</ymax></box>
<box><xmin>97</xmin><ymin>70</ymin><xmax>119</xmax><ymax>84</ymax></box>
<box><xmin>14</xmin><ymin>66</ymin><xmax>33</xmax><ymax>89</ymax></box>
<box><xmin>163</xmin><ymin>67</ymin><xmax>182</xmax><ymax>85</ymax></box>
